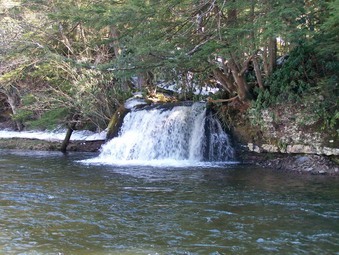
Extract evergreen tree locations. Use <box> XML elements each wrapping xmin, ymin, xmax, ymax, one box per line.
<box><xmin>0</xmin><ymin>0</ymin><xmax>337</xmax><ymax>130</ymax></box>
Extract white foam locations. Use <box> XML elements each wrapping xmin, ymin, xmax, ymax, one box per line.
<box><xmin>82</xmin><ymin>157</ymin><xmax>238</xmax><ymax>168</ymax></box>
<box><xmin>124</xmin><ymin>97</ymin><xmax>147</xmax><ymax>109</ymax></box>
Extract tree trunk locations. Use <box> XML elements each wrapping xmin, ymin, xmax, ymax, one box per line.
<box><xmin>252</xmin><ymin>57</ymin><xmax>264</xmax><ymax>89</ymax></box>
<box><xmin>227</xmin><ymin>58</ymin><xmax>252</xmax><ymax>102</ymax></box>
<box><xmin>268</xmin><ymin>37</ymin><xmax>277</xmax><ymax>74</ymax></box>
<box><xmin>6</xmin><ymin>91</ymin><xmax>23</xmax><ymax>131</ymax></box>
<box><xmin>212</xmin><ymin>68</ymin><xmax>237</xmax><ymax>94</ymax></box>
<box><xmin>233</xmin><ymin>74</ymin><xmax>251</xmax><ymax>102</ymax></box>
<box><xmin>249</xmin><ymin>2</ymin><xmax>263</xmax><ymax>89</ymax></box>
<box><xmin>60</xmin><ymin>123</ymin><xmax>76</xmax><ymax>153</ymax></box>
<box><xmin>262</xmin><ymin>44</ymin><xmax>269</xmax><ymax>76</ymax></box>
<box><xmin>262</xmin><ymin>37</ymin><xmax>277</xmax><ymax>77</ymax></box>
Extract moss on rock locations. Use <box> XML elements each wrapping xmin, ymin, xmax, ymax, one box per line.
<box><xmin>106</xmin><ymin>106</ymin><xmax>130</xmax><ymax>141</ymax></box>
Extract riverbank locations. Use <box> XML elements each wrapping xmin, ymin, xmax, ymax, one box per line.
<box><xmin>239</xmin><ymin>151</ymin><xmax>339</xmax><ymax>176</ymax></box>
<box><xmin>0</xmin><ymin>137</ymin><xmax>338</xmax><ymax>175</ymax></box>
<box><xmin>0</xmin><ymin>138</ymin><xmax>104</xmax><ymax>152</ymax></box>
<box><xmin>212</xmin><ymin>101</ymin><xmax>339</xmax><ymax>176</ymax></box>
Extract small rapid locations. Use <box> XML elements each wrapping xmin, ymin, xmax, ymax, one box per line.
<box><xmin>85</xmin><ymin>102</ymin><xmax>235</xmax><ymax>166</ymax></box>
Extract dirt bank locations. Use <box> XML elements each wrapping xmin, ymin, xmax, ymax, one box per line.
<box><xmin>0</xmin><ymin>138</ymin><xmax>104</xmax><ymax>152</ymax></box>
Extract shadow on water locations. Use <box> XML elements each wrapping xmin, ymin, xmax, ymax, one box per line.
<box><xmin>0</xmin><ymin>150</ymin><xmax>338</xmax><ymax>254</ymax></box>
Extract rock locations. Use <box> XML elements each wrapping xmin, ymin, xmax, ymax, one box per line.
<box><xmin>296</xmin><ymin>156</ymin><xmax>310</xmax><ymax>163</ymax></box>
<box><xmin>256</xmin><ymin>238</ymin><xmax>265</xmax><ymax>243</ymax></box>
<box><xmin>253</xmin><ymin>146</ymin><xmax>263</xmax><ymax>153</ymax></box>
<box><xmin>252</xmin><ymin>154</ymin><xmax>339</xmax><ymax>176</ymax></box>
<box><xmin>248</xmin><ymin>143</ymin><xmax>254</xmax><ymax>151</ymax></box>
<box><xmin>247</xmin><ymin>143</ymin><xmax>263</xmax><ymax>153</ymax></box>
<box><xmin>106</xmin><ymin>106</ymin><xmax>130</xmax><ymax>141</ymax></box>
<box><xmin>247</xmin><ymin>142</ymin><xmax>338</xmax><ymax>156</ymax></box>
<box><xmin>287</xmin><ymin>145</ymin><xmax>315</xmax><ymax>154</ymax></box>
<box><xmin>124</xmin><ymin>97</ymin><xmax>147</xmax><ymax>109</ymax></box>
<box><xmin>262</xmin><ymin>144</ymin><xmax>279</xmax><ymax>153</ymax></box>
<box><xmin>322</xmin><ymin>147</ymin><xmax>339</xmax><ymax>156</ymax></box>
<box><xmin>276</xmin><ymin>55</ymin><xmax>289</xmax><ymax>65</ymax></box>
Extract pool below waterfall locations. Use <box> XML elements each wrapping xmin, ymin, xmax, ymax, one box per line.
<box><xmin>0</xmin><ymin>150</ymin><xmax>338</xmax><ymax>254</ymax></box>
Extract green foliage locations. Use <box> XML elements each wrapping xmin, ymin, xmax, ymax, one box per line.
<box><xmin>306</xmin><ymin>76</ymin><xmax>339</xmax><ymax>130</ymax></box>
<box><xmin>252</xmin><ymin>42</ymin><xmax>338</xmax><ymax>130</ymax></box>
<box><xmin>1</xmin><ymin>0</ymin><xmax>338</xmax><ymax>133</ymax></box>
<box><xmin>260</xmin><ymin>44</ymin><xmax>317</xmax><ymax>104</ymax></box>
<box><xmin>21</xmin><ymin>94</ymin><xmax>37</xmax><ymax>106</ymax></box>
<box><xmin>316</xmin><ymin>0</ymin><xmax>339</xmax><ymax>58</ymax></box>
<box><xmin>27</xmin><ymin>108</ymin><xmax>70</xmax><ymax>130</ymax></box>
<box><xmin>11</xmin><ymin>109</ymin><xmax>33</xmax><ymax>123</ymax></box>
<box><xmin>277</xmin><ymin>141</ymin><xmax>287</xmax><ymax>152</ymax></box>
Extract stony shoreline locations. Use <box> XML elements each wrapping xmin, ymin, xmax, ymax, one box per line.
<box><xmin>260</xmin><ymin>154</ymin><xmax>339</xmax><ymax>176</ymax></box>
<box><xmin>0</xmin><ymin>138</ymin><xmax>338</xmax><ymax>176</ymax></box>
<box><xmin>239</xmin><ymin>151</ymin><xmax>339</xmax><ymax>176</ymax></box>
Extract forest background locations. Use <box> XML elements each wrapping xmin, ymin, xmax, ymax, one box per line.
<box><xmin>0</xmin><ymin>0</ymin><xmax>338</xmax><ymax>136</ymax></box>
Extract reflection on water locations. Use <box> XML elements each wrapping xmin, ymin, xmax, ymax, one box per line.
<box><xmin>0</xmin><ymin>150</ymin><xmax>338</xmax><ymax>254</ymax></box>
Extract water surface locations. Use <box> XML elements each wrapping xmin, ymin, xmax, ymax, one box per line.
<box><xmin>0</xmin><ymin>150</ymin><xmax>338</xmax><ymax>254</ymax></box>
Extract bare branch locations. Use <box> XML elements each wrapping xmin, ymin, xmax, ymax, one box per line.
<box><xmin>207</xmin><ymin>95</ymin><xmax>239</xmax><ymax>103</ymax></box>
<box><xmin>186</xmin><ymin>39</ymin><xmax>209</xmax><ymax>56</ymax></box>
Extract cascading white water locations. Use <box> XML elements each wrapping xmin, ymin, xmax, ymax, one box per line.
<box><xmin>204</xmin><ymin>114</ymin><xmax>235</xmax><ymax>161</ymax></box>
<box><xmin>86</xmin><ymin>102</ymin><xmax>234</xmax><ymax>166</ymax></box>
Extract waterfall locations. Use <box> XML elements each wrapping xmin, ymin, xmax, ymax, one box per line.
<box><xmin>87</xmin><ymin>102</ymin><xmax>234</xmax><ymax>166</ymax></box>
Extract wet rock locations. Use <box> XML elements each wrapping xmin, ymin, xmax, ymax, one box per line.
<box><xmin>296</xmin><ymin>156</ymin><xmax>310</xmax><ymax>163</ymax></box>
<box><xmin>256</xmin><ymin>238</ymin><xmax>265</xmax><ymax>243</ymax></box>
<box><xmin>106</xmin><ymin>106</ymin><xmax>130</xmax><ymax>141</ymax></box>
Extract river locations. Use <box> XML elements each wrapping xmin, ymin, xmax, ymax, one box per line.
<box><xmin>0</xmin><ymin>149</ymin><xmax>338</xmax><ymax>254</ymax></box>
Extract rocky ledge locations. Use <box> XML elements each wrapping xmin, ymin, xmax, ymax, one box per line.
<box><xmin>247</xmin><ymin>143</ymin><xmax>339</xmax><ymax>156</ymax></box>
